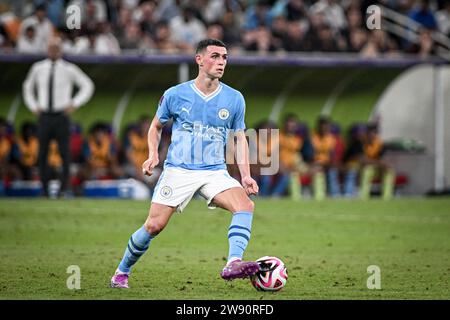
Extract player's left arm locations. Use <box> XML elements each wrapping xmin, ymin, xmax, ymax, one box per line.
<box><xmin>232</xmin><ymin>92</ymin><xmax>258</xmax><ymax>195</ymax></box>
<box><xmin>235</xmin><ymin>131</ymin><xmax>259</xmax><ymax>196</ymax></box>
<box><xmin>69</xmin><ymin>64</ymin><xmax>95</xmax><ymax>113</ymax></box>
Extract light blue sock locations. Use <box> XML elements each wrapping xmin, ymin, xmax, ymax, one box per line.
<box><xmin>118</xmin><ymin>225</ymin><xmax>153</xmax><ymax>273</ymax></box>
<box><xmin>227</xmin><ymin>211</ymin><xmax>253</xmax><ymax>262</ymax></box>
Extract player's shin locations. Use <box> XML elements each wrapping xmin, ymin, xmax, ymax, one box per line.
<box><xmin>117</xmin><ymin>225</ymin><xmax>154</xmax><ymax>274</ymax></box>
<box><xmin>227</xmin><ymin>211</ymin><xmax>253</xmax><ymax>264</ymax></box>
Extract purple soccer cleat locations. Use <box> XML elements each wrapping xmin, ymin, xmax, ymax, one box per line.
<box><xmin>220</xmin><ymin>259</ymin><xmax>260</xmax><ymax>281</ymax></box>
<box><xmin>110</xmin><ymin>272</ymin><xmax>129</xmax><ymax>289</ymax></box>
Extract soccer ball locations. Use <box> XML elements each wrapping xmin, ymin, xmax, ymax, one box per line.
<box><xmin>250</xmin><ymin>256</ymin><xmax>288</xmax><ymax>291</ymax></box>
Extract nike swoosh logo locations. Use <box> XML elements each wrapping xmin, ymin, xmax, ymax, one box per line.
<box><xmin>181</xmin><ymin>107</ymin><xmax>190</xmax><ymax>114</ymax></box>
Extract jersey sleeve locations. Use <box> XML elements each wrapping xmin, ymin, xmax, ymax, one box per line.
<box><xmin>232</xmin><ymin>92</ymin><xmax>246</xmax><ymax>131</ymax></box>
<box><xmin>156</xmin><ymin>88</ymin><xmax>174</xmax><ymax>125</ymax></box>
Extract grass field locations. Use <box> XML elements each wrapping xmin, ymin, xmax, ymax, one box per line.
<box><xmin>0</xmin><ymin>198</ymin><xmax>449</xmax><ymax>300</ymax></box>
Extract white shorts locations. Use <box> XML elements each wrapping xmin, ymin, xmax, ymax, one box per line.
<box><xmin>152</xmin><ymin>167</ymin><xmax>242</xmax><ymax>213</ymax></box>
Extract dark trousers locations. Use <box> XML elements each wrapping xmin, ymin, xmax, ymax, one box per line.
<box><xmin>38</xmin><ymin>112</ymin><xmax>71</xmax><ymax>195</ymax></box>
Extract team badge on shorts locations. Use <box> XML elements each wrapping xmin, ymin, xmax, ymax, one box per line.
<box><xmin>160</xmin><ymin>186</ymin><xmax>173</xmax><ymax>198</ymax></box>
<box><xmin>218</xmin><ymin>108</ymin><xmax>229</xmax><ymax>120</ymax></box>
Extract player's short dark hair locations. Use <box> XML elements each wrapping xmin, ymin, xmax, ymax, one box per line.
<box><xmin>195</xmin><ymin>39</ymin><xmax>227</xmax><ymax>54</ymax></box>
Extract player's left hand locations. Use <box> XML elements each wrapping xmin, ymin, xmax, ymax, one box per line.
<box><xmin>242</xmin><ymin>176</ymin><xmax>259</xmax><ymax>196</ymax></box>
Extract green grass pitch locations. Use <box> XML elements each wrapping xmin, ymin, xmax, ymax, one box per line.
<box><xmin>0</xmin><ymin>198</ymin><xmax>449</xmax><ymax>299</ymax></box>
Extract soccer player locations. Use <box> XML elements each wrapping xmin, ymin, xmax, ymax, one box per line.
<box><xmin>110</xmin><ymin>39</ymin><xmax>260</xmax><ymax>288</ymax></box>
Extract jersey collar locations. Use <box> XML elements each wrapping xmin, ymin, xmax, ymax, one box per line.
<box><xmin>190</xmin><ymin>81</ymin><xmax>223</xmax><ymax>102</ymax></box>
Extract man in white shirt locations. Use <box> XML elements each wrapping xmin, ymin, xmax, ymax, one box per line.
<box><xmin>23</xmin><ymin>37</ymin><xmax>94</xmax><ymax>197</ymax></box>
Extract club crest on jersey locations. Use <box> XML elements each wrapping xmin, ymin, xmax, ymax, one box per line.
<box><xmin>160</xmin><ymin>186</ymin><xmax>172</xmax><ymax>198</ymax></box>
<box><xmin>218</xmin><ymin>108</ymin><xmax>229</xmax><ymax>120</ymax></box>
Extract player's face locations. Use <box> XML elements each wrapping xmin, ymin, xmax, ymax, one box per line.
<box><xmin>197</xmin><ymin>45</ymin><xmax>228</xmax><ymax>79</ymax></box>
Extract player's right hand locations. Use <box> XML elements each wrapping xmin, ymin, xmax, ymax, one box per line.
<box><xmin>142</xmin><ymin>156</ymin><xmax>159</xmax><ymax>176</ymax></box>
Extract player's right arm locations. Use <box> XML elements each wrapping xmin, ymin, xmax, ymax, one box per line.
<box><xmin>142</xmin><ymin>116</ymin><xmax>164</xmax><ymax>176</ymax></box>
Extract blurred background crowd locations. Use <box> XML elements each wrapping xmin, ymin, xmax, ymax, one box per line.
<box><xmin>0</xmin><ymin>114</ymin><xmax>397</xmax><ymax>199</ymax></box>
<box><xmin>0</xmin><ymin>0</ymin><xmax>449</xmax><ymax>58</ymax></box>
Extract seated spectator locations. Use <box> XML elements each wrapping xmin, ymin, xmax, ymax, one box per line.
<box><xmin>243</xmin><ymin>26</ymin><xmax>280</xmax><ymax>54</ymax></box>
<box><xmin>201</xmin><ymin>0</ymin><xmax>228</xmax><ymax>25</ymax></box>
<box><xmin>361</xmin><ymin>29</ymin><xmax>398</xmax><ymax>57</ymax></box>
<box><xmin>46</xmin><ymin>139</ymin><xmax>64</xmax><ymax>184</ymax></box>
<box><xmin>124</xmin><ymin>21</ymin><xmax>153</xmax><ymax>52</ymax></box>
<box><xmin>285</xmin><ymin>0</ymin><xmax>309</xmax><ymax>21</ymax></box>
<box><xmin>297</xmin><ymin>122</ymin><xmax>314</xmax><ymax>164</ymax></box>
<box><xmin>311</xmin><ymin>116</ymin><xmax>338</xmax><ymax>199</ymax></box>
<box><xmin>73</xmin><ymin>0</ymin><xmax>107</xmax><ymax>31</ymax></box>
<box><xmin>45</xmin><ymin>0</ymin><xmax>65</xmax><ymax>28</ymax></box>
<box><xmin>137</xmin><ymin>1</ymin><xmax>158</xmax><ymax>37</ymax></box>
<box><xmin>113</xmin><ymin>6</ymin><xmax>133</xmax><ymax>40</ymax></box>
<box><xmin>153</xmin><ymin>20</ymin><xmax>179</xmax><ymax>54</ymax></box>
<box><xmin>95</xmin><ymin>22</ymin><xmax>121</xmax><ymax>55</ymax></box>
<box><xmin>154</xmin><ymin>0</ymin><xmax>181</xmax><ymax>22</ymax></box>
<box><xmin>12</xmin><ymin>122</ymin><xmax>39</xmax><ymax>180</ymax></box>
<box><xmin>251</xmin><ymin>119</ymin><xmax>278</xmax><ymax>194</ymax></box>
<box><xmin>406</xmin><ymin>27</ymin><xmax>436</xmax><ymax>58</ymax></box>
<box><xmin>70</xmin><ymin>123</ymin><xmax>84</xmax><ymax>164</ymax></box>
<box><xmin>436</xmin><ymin>1</ymin><xmax>450</xmax><ymax>36</ymax></box>
<box><xmin>270</xmin><ymin>15</ymin><xmax>288</xmax><ymax>49</ymax></box>
<box><xmin>16</xmin><ymin>24</ymin><xmax>41</xmax><ymax>53</ymax></box>
<box><xmin>0</xmin><ymin>118</ymin><xmax>14</xmax><ymax>185</ymax></box>
<box><xmin>348</xmin><ymin>28</ymin><xmax>368</xmax><ymax>52</ymax></box>
<box><xmin>244</xmin><ymin>0</ymin><xmax>274</xmax><ymax>31</ymax></box>
<box><xmin>315</xmin><ymin>24</ymin><xmax>343</xmax><ymax>52</ymax></box>
<box><xmin>124</xmin><ymin>116</ymin><xmax>159</xmax><ymax>188</ymax></box>
<box><xmin>0</xmin><ymin>10</ymin><xmax>21</xmax><ymax>49</ymax></box>
<box><xmin>19</xmin><ymin>3</ymin><xmax>54</xmax><ymax>53</ymax></box>
<box><xmin>221</xmin><ymin>9</ymin><xmax>243</xmax><ymax>50</ymax></box>
<box><xmin>78</xmin><ymin>123</ymin><xmax>123</xmax><ymax>182</ymax></box>
<box><xmin>360</xmin><ymin>123</ymin><xmax>395</xmax><ymax>200</ymax></box>
<box><xmin>72</xmin><ymin>29</ymin><xmax>97</xmax><ymax>54</ymax></box>
<box><xmin>346</xmin><ymin>4</ymin><xmax>364</xmax><ymax>30</ymax></box>
<box><xmin>282</xmin><ymin>20</ymin><xmax>308</xmax><ymax>52</ymax></box>
<box><xmin>169</xmin><ymin>6</ymin><xmax>206</xmax><ymax>52</ymax></box>
<box><xmin>206</xmin><ymin>22</ymin><xmax>225</xmax><ymax>43</ymax></box>
<box><xmin>309</xmin><ymin>0</ymin><xmax>347</xmax><ymax>32</ymax></box>
<box><xmin>342</xmin><ymin>124</ymin><xmax>365</xmax><ymax>197</ymax></box>
<box><xmin>260</xmin><ymin>114</ymin><xmax>303</xmax><ymax>198</ymax></box>
<box><xmin>331</xmin><ymin>122</ymin><xmax>345</xmax><ymax>167</ymax></box>
<box><xmin>408</xmin><ymin>0</ymin><xmax>438</xmax><ymax>31</ymax></box>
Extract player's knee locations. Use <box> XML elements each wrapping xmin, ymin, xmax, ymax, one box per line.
<box><xmin>239</xmin><ymin>198</ymin><xmax>254</xmax><ymax>212</ymax></box>
<box><xmin>144</xmin><ymin>220</ymin><xmax>165</xmax><ymax>236</ymax></box>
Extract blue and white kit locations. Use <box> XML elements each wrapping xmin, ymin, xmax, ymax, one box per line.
<box><xmin>152</xmin><ymin>80</ymin><xmax>246</xmax><ymax>212</ymax></box>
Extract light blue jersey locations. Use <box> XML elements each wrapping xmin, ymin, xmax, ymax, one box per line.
<box><xmin>156</xmin><ymin>80</ymin><xmax>246</xmax><ymax>170</ymax></box>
